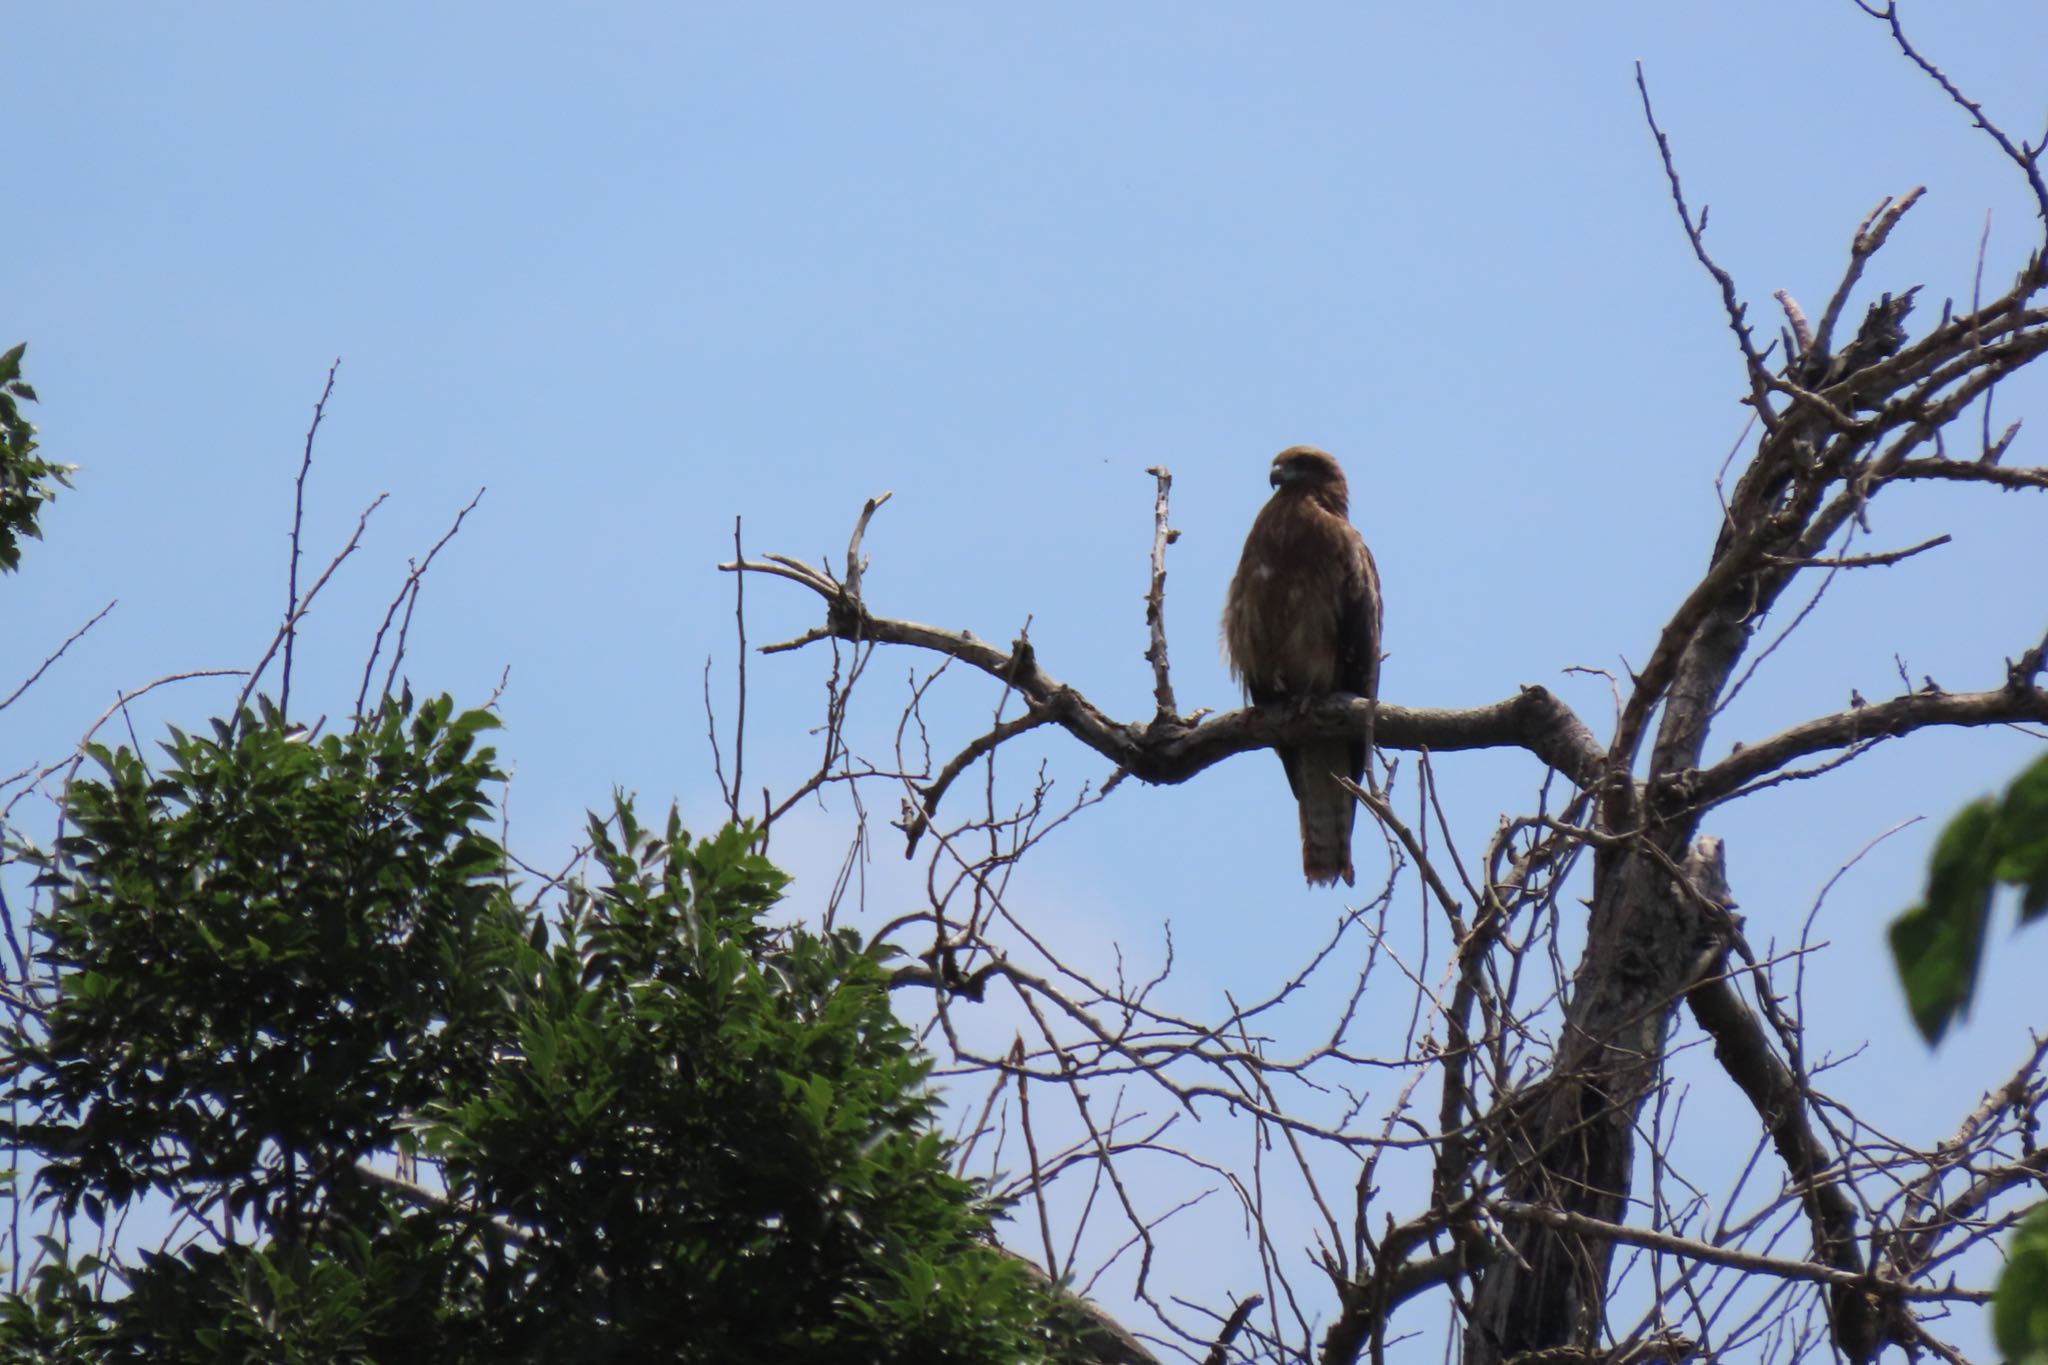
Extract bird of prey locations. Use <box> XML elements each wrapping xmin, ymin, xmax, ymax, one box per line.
<box><xmin>1221</xmin><ymin>446</ymin><xmax>1382</xmax><ymax>887</ymax></box>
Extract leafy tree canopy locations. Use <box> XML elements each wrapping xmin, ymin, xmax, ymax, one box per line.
<box><xmin>1</xmin><ymin>695</ymin><xmax>1058</xmax><ymax>1363</ymax></box>
<box><xmin>0</xmin><ymin>341</ymin><xmax>73</xmax><ymax>574</ymax></box>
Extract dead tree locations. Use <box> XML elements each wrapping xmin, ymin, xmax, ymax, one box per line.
<box><xmin>723</xmin><ymin>9</ymin><xmax>2048</xmax><ymax>1362</ymax></box>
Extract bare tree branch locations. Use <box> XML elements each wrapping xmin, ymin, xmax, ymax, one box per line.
<box><xmin>280</xmin><ymin>359</ymin><xmax>340</xmax><ymax>718</ymax></box>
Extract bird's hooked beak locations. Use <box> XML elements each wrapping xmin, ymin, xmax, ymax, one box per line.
<box><xmin>1268</xmin><ymin>461</ymin><xmax>1288</xmax><ymax>489</ymax></box>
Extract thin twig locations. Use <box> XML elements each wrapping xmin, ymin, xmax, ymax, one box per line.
<box><xmin>1869</xmin><ymin>3</ymin><xmax>2048</xmax><ymax>222</ymax></box>
<box><xmin>240</xmin><ymin>494</ymin><xmax>389</xmax><ymax>716</ymax></box>
<box><xmin>355</xmin><ymin>487</ymin><xmax>486</xmax><ymax>718</ymax></box>
<box><xmin>731</xmin><ymin>516</ymin><xmax>747</xmax><ymax>823</ymax></box>
<box><xmin>280</xmin><ymin>359</ymin><xmax>340</xmax><ymax>718</ymax></box>
<box><xmin>1635</xmin><ymin>64</ymin><xmax>1774</xmax><ymax>424</ymax></box>
<box><xmin>1764</xmin><ymin>533</ymin><xmax>1950</xmax><ymax>569</ymax></box>
<box><xmin>1</xmin><ymin>599</ymin><xmax>115</xmax><ymax>712</ymax></box>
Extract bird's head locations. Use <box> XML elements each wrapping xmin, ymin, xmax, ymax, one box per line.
<box><xmin>1268</xmin><ymin>445</ymin><xmax>1349</xmax><ymax>511</ymax></box>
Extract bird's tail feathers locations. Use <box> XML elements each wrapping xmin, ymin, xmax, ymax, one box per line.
<box><xmin>1298</xmin><ymin>741</ymin><xmax>1358</xmax><ymax>887</ymax></box>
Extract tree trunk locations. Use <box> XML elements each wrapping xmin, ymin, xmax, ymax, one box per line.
<box><xmin>1468</xmin><ymin>606</ymin><xmax>1755</xmax><ymax>1360</ymax></box>
<box><xmin>1465</xmin><ymin>845</ymin><xmax>1714</xmax><ymax>1360</ymax></box>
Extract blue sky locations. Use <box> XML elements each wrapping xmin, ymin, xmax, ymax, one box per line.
<box><xmin>8</xmin><ymin>4</ymin><xmax>2048</xmax><ymax>1356</ymax></box>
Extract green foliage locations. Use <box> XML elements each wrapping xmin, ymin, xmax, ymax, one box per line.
<box><xmin>0</xmin><ymin>1239</ymin><xmax>110</xmax><ymax>1364</ymax></box>
<box><xmin>1890</xmin><ymin>754</ymin><xmax>2048</xmax><ymax>1043</ymax></box>
<box><xmin>106</xmin><ymin>1219</ymin><xmax>488</xmax><ymax>1363</ymax></box>
<box><xmin>421</xmin><ymin>800</ymin><xmax>1054</xmax><ymax>1363</ymax></box>
<box><xmin>0</xmin><ymin>342</ymin><xmax>75</xmax><ymax>574</ymax></box>
<box><xmin>5</xmin><ymin>696</ymin><xmax>514</xmax><ymax>1235</ymax></box>
<box><xmin>1</xmin><ymin>700</ymin><xmax>1054</xmax><ymax>1362</ymax></box>
<box><xmin>1997</xmin><ymin>1205</ymin><xmax>2048</xmax><ymax>1364</ymax></box>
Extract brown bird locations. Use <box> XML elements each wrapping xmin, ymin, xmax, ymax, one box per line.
<box><xmin>1221</xmin><ymin>446</ymin><xmax>1382</xmax><ymax>887</ymax></box>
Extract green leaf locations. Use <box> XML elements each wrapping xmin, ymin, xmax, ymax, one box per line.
<box><xmin>1998</xmin><ymin>756</ymin><xmax>2048</xmax><ymax>922</ymax></box>
<box><xmin>1890</xmin><ymin>797</ymin><xmax>1999</xmax><ymax>1044</ymax></box>
<box><xmin>1996</xmin><ymin>1205</ymin><xmax>2048</xmax><ymax>1363</ymax></box>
